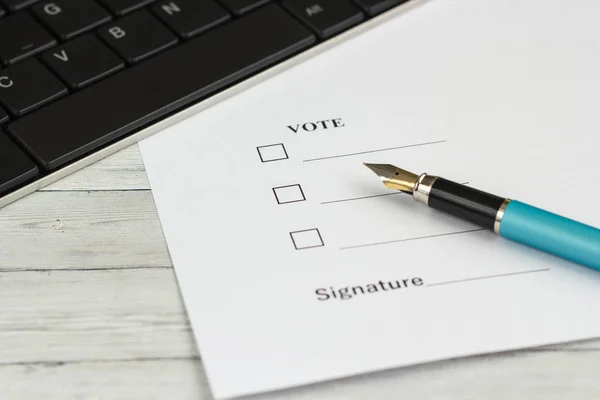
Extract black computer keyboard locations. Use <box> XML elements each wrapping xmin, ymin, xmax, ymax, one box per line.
<box><xmin>0</xmin><ymin>0</ymin><xmax>415</xmax><ymax>205</ymax></box>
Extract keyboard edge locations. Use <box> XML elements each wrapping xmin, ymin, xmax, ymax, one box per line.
<box><xmin>0</xmin><ymin>0</ymin><xmax>430</xmax><ymax>209</ymax></box>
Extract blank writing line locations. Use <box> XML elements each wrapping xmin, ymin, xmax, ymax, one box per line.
<box><xmin>321</xmin><ymin>192</ymin><xmax>404</xmax><ymax>204</ymax></box>
<box><xmin>322</xmin><ymin>182</ymin><xmax>468</xmax><ymax>205</ymax></box>
<box><xmin>302</xmin><ymin>140</ymin><xmax>447</xmax><ymax>162</ymax></box>
<box><xmin>340</xmin><ymin>228</ymin><xmax>485</xmax><ymax>250</ymax></box>
<box><xmin>427</xmin><ymin>268</ymin><xmax>551</xmax><ymax>287</ymax></box>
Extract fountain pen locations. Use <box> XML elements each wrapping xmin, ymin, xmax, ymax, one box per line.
<box><xmin>364</xmin><ymin>163</ymin><xmax>600</xmax><ymax>271</ymax></box>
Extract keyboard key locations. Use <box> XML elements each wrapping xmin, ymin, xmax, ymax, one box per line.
<box><xmin>0</xmin><ymin>133</ymin><xmax>39</xmax><ymax>195</ymax></box>
<box><xmin>152</xmin><ymin>0</ymin><xmax>230</xmax><ymax>39</ymax></box>
<box><xmin>282</xmin><ymin>0</ymin><xmax>364</xmax><ymax>39</ymax></box>
<box><xmin>0</xmin><ymin>0</ymin><xmax>39</xmax><ymax>11</ymax></box>
<box><xmin>0</xmin><ymin>13</ymin><xmax>57</xmax><ymax>65</ymax></box>
<box><xmin>0</xmin><ymin>105</ymin><xmax>8</xmax><ymax>124</ymax></box>
<box><xmin>32</xmin><ymin>0</ymin><xmax>112</xmax><ymax>40</ymax></box>
<box><xmin>41</xmin><ymin>35</ymin><xmax>124</xmax><ymax>89</ymax></box>
<box><xmin>99</xmin><ymin>0</ymin><xmax>154</xmax><ymax>16</ymax></box>
<box><xmin>9</xmin><ymin>5</ymin><xmax>315</xmax><ymax>170</ymax></box>
<box><xmin>0</xmin><ymin>58</ymin><xmax>68</xmax><ymax>117</ymax></box>
<box><xmin>219</xmin><ymin>0</ymin><xmax>271</xmax><ymax>16</ymax></box>
<box><xmin>354</xmin><ymin>0</ymin><xmax>410</xmax><ymax>16</ymax></box>
<box><xmin>98</xmin><ymin>10</ymin><xmax>178</xmax><ymax>64</ymax></box>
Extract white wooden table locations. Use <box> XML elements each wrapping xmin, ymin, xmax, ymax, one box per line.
<box><xmin>1</xmin><ymin>144</ymin><xmax>598</xmax><ymax>400</ymax></box>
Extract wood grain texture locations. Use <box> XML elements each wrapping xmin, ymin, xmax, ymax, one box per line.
<box><xmin>41</xmin><ymin>146</ymin><xmax>151</xmax><ymax>192</ymax></box>
<box><xmin>1</xmin><ymin>144</ymin><xmax>599</xmax><ymax>400</ymax></box>
<box><xmin>1</xmin><ymin>349</ymin><xmax>600</xmax><ymax>400</ymax></box>
<box><xmin>0</xmin><ymin>191</ymin><xmax>171</xmax><ymax>270</ymax></box>
<box><xmin>0</xmin><ymin>269</ymin><xmax>195</xmax><ymax>364</ymax></box>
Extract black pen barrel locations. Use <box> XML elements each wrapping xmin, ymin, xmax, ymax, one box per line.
<box><xmin>427</xmin><ymin>178</ymin><xmax>507</xmax><ymax>230</ymax></box>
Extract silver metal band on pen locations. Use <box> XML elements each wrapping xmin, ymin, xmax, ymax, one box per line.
<box><xmin>411</xmin><ymin>173</ymin><xmax>511</xmax><ymax>235</ymax></box>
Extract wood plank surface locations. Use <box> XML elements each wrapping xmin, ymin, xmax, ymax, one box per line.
<box><xmin>0</xmin><ymin>191</ymin><xmax>170</xmax><ymax>270</ymax></box>
<box><xmin>0</xmin><ymin>269</ymin><xmax>195</xmax><ymax>364</ymax></box>
<box><xmin>41</xmin><ymin>146</ymin><xmax>151</xmax><ymax>192</ymax></box>
<box><xmin>1</xmin><ymin>144</ymin><xmax>599</xmax><ymax>400</ymax></box>
<box><xmin>1</xmin><ymin>347</ymin><xmax>600</xmax><ymax>400</ymax></box>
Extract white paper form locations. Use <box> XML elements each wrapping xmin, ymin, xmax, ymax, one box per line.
<box><xmin>140</xmin><ymin>1</ymin><xmax>600</xmax><ymax>398</ymax></box>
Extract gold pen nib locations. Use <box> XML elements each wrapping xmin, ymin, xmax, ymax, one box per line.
<box><xmin>363</xmin><ymin>163</ymin><xmax>420</xmax><ymax>193</ymax></box>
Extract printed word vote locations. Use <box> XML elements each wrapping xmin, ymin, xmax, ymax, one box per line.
<box><xmin>287</xmin><ymin>118</ymin><xmax>345</xmax><ymax>133</ymax></box>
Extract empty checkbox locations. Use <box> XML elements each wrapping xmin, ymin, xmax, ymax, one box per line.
<box><xmin>273</xmin><ymin>184</ymin><xmax>306</xmax><ymax>204</ymax></box>
<box><xmin>257</xmin><ymin>143</ymin><xmax>288</xmax><ymax>163</ymax></box>
<box><xmin>290</xmin><ymin>228</ymin><xmax>324</xmax><ymax>250</ymax></box>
